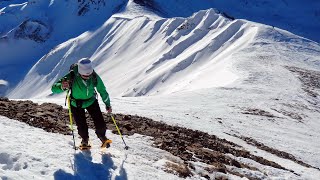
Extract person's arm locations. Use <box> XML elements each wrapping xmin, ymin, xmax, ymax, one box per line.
<box><xmin>51</xmin><ymin>73</ymin><xmax>71</xmax><ymax>94</ymax></box>
<box><xmin>95</xmin><ymin>75</ymin><xmax>111</xmax><ymax>109</ymax></box>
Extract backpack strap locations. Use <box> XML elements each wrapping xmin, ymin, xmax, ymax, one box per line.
<box><xmin>92</xmin><ymin>71</ymin><xmax>97</xmax><ymax>86</ymax></box>
<box><xmin>68</xmin><ymin>69</ymin><xmax>76</xmax><ymax>100</ymax></box>
<box><xmin>68</xmin><ymin>63</ymin><xmax>77</xmax><ymax>91</ymax></box>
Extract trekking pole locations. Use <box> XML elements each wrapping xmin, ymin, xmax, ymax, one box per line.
<box><xmin>67</xmin><ymin>94</ymin><xmax>77</xmax><ymax>150</ymax></box>
<box><xmin>110</xmin><ymin>114</ymin><xmax>129</xmax><ymax>150</ymax></box>
<box><xmin>64</xmin><ymin>77</ymin><xmax>70</xmax><ymax>106</ymax></box>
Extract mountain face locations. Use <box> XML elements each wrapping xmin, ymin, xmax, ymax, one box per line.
<box><xmin>0</xmin><ymin>0</ymin><xmax>26</xmax><ymax>8</ymax></box>
<box><xmin>0</xmin><ymin>0</ymin><xmax>319</xmax><ymax>97</ymax></box>
<box><xmin>6</xmin><ymin>6</ymin><xmax>320</xmax><ymax>99</ymax></box>
<box><xmin>0</xmin><ymin>0</ymin><xmax>118</xmax><ymax>42</ymax></box>
<box><xmin>0</xmin><ymin>0</ymin><xmax>126</xmax><ymax>95</ymax></box>
<box><xmin>12</xmin><ymin>19</ymin><xmax>52</xmax><ymax>42</ymax></box>
<box><xmin>149</xmin><ymin>0</ymin><xmax>320</xmax><ymax>43</ymax></box>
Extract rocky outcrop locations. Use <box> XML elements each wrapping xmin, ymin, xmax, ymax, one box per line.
<box><xmin>77</xmin><ymin>0</ymin><xmax>106</xmax><ymax>16</ymax></box>
<box><xmin>13</xmin><ymin>19</ymin><xmax>52</xmax><ymax>43</ymax></box>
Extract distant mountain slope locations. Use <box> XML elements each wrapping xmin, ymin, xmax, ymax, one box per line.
<box><xmin>6</xmin><ymin>8</ymin><xmax>251</xmax><ymax>98</ymax></box>
<box><xmin>211</xmin><ymin>0</ymin><xmax>320</xmax><ymax>43</ymax></box>
<box><xmin>0</xmin><ymin>0</ymin><xmax>26</xmax><ymax>9</ymax></box>
<box><xmin>7</xmin><ymin>6</ymin><xmax>320</xmax><ymax>99</ymax></box>
<box><xmin>0</xmin><ymin>0</ymin><xmax>126</xmax><ymax>95</ymax></box>
<box><xmin>146</xmin><ymin>0</ymin><xmax>320</xmax><ymax>43</ymax></box>
<box><xmin>1</xmin><ymin>0</ymin><xmax>320</xmax><ymax>97</ymax></box>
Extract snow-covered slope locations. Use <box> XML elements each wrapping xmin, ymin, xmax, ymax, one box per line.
<box><xmin>0</xmin><ymin>0</ymin><xmax>26</xmax><ymax>9</ymax></box>
<box><xmin>7</xmin><ymin>4</ymin><xmax>320</xmax><ymax>99</ymax></box>
<box><xmin>1</xmin><ymin>0</ymin><xmax>320</xmax><ymax>96</ymax></box>
<box><xmin>0</xmin><ymin>0</ymin><xmax>126</xmax><ymax>94</ymax></box>
<box><xmin>0</xmin><ymin>116</ymin><xmax>189</xmax><ymax>180</ymax></box>
<box><xmin>6</xmin><ymin>0</ymin><xmax>320</xmax><ymax>169</ymax></box>
<box><xmin>151</xmin><ymin>0</ymin><xmax>320</xmax><ymax>43</ymax></box>
<box><xmin>8</xmin><ymin>8</ymin><xmax>258</xmax><ymax>98</ymax></box>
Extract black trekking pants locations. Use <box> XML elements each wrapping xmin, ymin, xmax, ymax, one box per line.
<box><xmin>71</xmin><ymin>99</ymin><xmax>106</xmax><ymax>140</ymax></box>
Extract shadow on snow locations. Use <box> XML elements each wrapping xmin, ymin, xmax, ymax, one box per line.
<box><xmin>53</xmin><ymin>151</ymin><xmax>127</xmax><ymax>180</ymax></box>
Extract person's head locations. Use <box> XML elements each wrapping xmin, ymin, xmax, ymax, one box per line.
<box><xmin>78</xmin><ymin>58</ymin><xmax>93</xmax><ymax>80</ymax></box>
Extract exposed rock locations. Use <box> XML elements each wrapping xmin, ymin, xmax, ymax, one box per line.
<box><xmin>13</xmin><ymin>19</ymin><xmax>51</xmax><ymax>43</ymax></box>
<box><xmin>232</xmin><ymin>134</ymin><xmax>319</xmax><ymax>170</ymax></box>
<box><xmin>77</xmin><ymin>0</ymin><xmax>106</xmax><ymax>16</ymax></box>
<box><xmin>286</xmin><ymin>66</ymin><xmax>320</xmax><ymax>98</ymax></box>
<box><xmin>241</xmin><ymin>108</ymin><xmax>278</xmax><ymax>118</ymax></box>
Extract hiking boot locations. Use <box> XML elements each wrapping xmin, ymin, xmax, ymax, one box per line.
<box><xmin>79</xmin><ymin>138</ymin><xmax>91</xmax><ymax>150</ymax></box>
<box><xmin>98</xmin><ymin>136</ymin><xmax>112</xmax><ymax>148</ymax></box>
<box><xmin>98</xmin><ymin>136</ymin><xmax>107</xmax><ymax>143</ymax></box>
<box><xmin>81</xmin><ymin>138</ymin><xmax>89</xmax><ymax>146</ymax></box>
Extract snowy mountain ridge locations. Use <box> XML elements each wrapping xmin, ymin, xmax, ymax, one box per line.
<box><xmin>8</xmin><ymin>8</ymin><xmax>255</xmax><ymax>98</ymax></box>
<box><xmin>0</xmin><ymin>0</ymin><xmax>126</xmax><ymax>95</ymax></box>
<box><xmin>1</xmin><ymin>0</ymin><xmax>320</xmax><ymax>96</ymax></box>
<box><xmin>7</xmin><ymin>4</ymin><xmax>319</xmax><ymax>99</ymax></box>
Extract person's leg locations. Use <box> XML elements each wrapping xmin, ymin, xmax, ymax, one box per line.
<box><xmin>86</xmin><ymin>100</ymin><xmax>106</xmax><ymax>139</ymax></box>
<box><xmin>71</xmin><ymin>105</ymin><xmax>89</xmax><ymax>140</ymax></box>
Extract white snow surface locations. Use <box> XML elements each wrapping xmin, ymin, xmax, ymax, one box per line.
<box><xmin>1</xmin><ymin>0</ymin><xmax>320</xmax><ymax>179</ymax></box>
<box><xmin>0</xmin><ymin>116</ymin><xmax>189</xmax><ymax>180</ymax></box>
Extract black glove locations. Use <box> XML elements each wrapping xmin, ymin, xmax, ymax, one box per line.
<box><xmin>106</xmin><ymin>106</ymin><xmax>112</xmax><ymax>113</ymax></box>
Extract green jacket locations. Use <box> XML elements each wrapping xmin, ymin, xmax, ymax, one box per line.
<box><xmin>51</xmin><ymin>68</ymin><xmax>110</xmax><ymax>108</ymax></box>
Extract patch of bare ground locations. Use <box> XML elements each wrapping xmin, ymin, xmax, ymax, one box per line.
<box><xmin>286</xmin><ymin>66</ymin><xmax>320</xmax><ymax>99</ymax></box>
<box><xmin>1</xmin><ymin>98</ymin><xmax>312</xmax><ymax>178</ymax></box>
<box><xmin>241</xmin><ymin>108</ymin><xmax>279</xmax><ymax>118</ymax></box>
<box><xmin>232</xmin><ymin>134</ymin><xmax>319</xmax><ymax>171</ymax></box>
<box><xmin>164</xmin><ymin>161</ymin><xmax>191</xmax><ymax>178</ymax></box>
<box><xmin>242</xmin><ymin>106</ymin><xmax>306</xmax><ymax>123</ymax></box>
<box><xmin>271</xmin><ymin>108</ymin><xmax>304</xmax><ymax>122</ymax></box>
